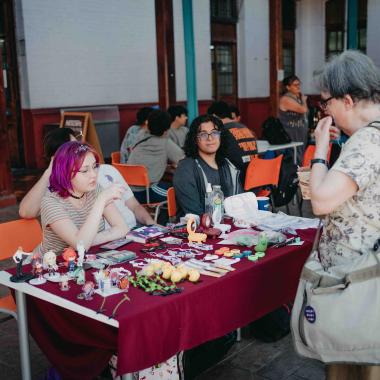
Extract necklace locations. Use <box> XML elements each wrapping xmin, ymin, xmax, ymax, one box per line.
<box><xmin>69</xmin><ymin>192</ymin><xmax>85</xmax><ymax>200</ymax></box>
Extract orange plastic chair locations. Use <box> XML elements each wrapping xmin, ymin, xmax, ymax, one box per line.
<box><xmin>0</xmin><ymin>219</ymin><xmax>42</xmax><ymax>319</ymax></box>
<box><xmin>244</xmin><ymin>155</ymin><xmax>283</xmax><ymax>211</ymax></box>
<box><xmin>167</xmin><ymin>187</ymin><xmax>177</xmax><ymax>219</ymax></box>
<box><xmin>302</xmin><ymin>144</ymin><xmax>332</xmax><ymax>167</ymax></box>
<box><xmin>112</xmin><ymin>163</ymin><xmax>163</xmax><ymax>213</ymax></box>
<box><xmin>111</xmin><ymin>151</ymin><xmax>121</xmax><ymax>164</ymax></box>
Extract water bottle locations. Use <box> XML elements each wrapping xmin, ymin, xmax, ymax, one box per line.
<box><xmin>204</xmin><ymin>182</ymin><xmax>213</xmax><ymax>217</ymax></box>
<box><xmin>211</xmin><ymin>185</ymin><xmax>224</xmax><ymax>226</ymax></box>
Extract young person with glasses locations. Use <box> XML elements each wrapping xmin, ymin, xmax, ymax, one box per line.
<box><xmin>19</xmin><ymin>128</ymin><xmax>156</xmax><ymax>228</ymax></box>
<box><xmin>34</xmin><ymin>141</ymin><xmax>129</xmax><ymax>256</ymax></box>
<box><xmin>173</xmin><ymin>114</ymin><xmax>243</xmax><ymax>216</ymax></box>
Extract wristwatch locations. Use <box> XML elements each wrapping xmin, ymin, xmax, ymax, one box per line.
<box><xmin>310</xmin><ymin>158</ymin><xmax>329</xmax><ymax>168</ymax></box>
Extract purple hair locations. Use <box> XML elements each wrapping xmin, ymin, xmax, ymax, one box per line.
<box><xmin>49</xmin><ymin>141</ymin><xmax>100</xmax><ymax>198</ymax></box>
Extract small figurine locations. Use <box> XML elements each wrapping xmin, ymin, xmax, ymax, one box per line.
<box><xmin>10</xmin><ymin>247</ymin><xmax>34</xmax><ymax>283</ymax></box>
<box><xmin>255</xmin><ymin>232</ymin><xmax>268</xmax><ymax>253</ymax></box>
<box><xmin>82</xmin><ymin>281</ymin><xmax>95</xmax><ymax>300</ymax></box>
<box><xmin>43</xmin><ymin>250</ymin><xmax>58</xmax><ymax>277</ymax></box>
<box><xmin>76</xmin><ymin>240</ymin><xmax>86</xmax><ymax>267</ymax></box>
<box><xmin>187</xmin><ymin>217</ymin><xmax>207</xmax><ymax>243</ymax></box>
<box><xmin>62</xmin><ymin>247</ymin><xmax>77</xmax><ymax>267</ymax></box>
<box><xmin>75</xmin><ymin>266</ymin><xmax>86</xmax><ymax>285</ymax></box>
<box><xmin>29</xmin><ymin>253</ymin><xmax>46</xmax><ymax>285</ymax></box>
<box><xmin>59</xmin><ymin>275</ymin><xmax>70</xmax><ymax>291</ymax></box>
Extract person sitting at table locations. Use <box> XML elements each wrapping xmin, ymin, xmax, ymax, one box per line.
<box><xmin>127</xmin><ymin>109</ymin><xmax>185</xmax><ymax>203</ymax></box>
<box><xmin>173</xmin><ymin>114</ymin><xmax>243</xmax><ymax>216</ymax></box>
<box><xmin>278</xmin><ymin>75</ymin><xmax>308</xmax><ymax>164</ymax></box>
<box><xmin>229</xmin><ymin>104</ymin><xmax>241</xmax><ymax>123</ymax></box>
<box><xmin>34</xmin><ymin>141</ymin><xmax>129</xmax><ymax>255</ymax></box>
<box><xmin>167</xmin><ymin>104</ymin><xmax>189</xmax><ymax>148</ymax></box>
<box><xmin>208</xmin><ymin>100</ymin><xmax>257</xmax><ymax>174</ymax></box>
<box><xmin>19</xmin><ymin>128</ymin><xmax>155</xmax><ymax>228</ymax></box>
<box><xmin>120</xmin><ymin>106</ymin><xmax>153</xmax><ymax>163</ymax></box>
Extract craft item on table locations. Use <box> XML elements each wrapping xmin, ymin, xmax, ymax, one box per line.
<box><xmin>213</xmin><ymin>257</ymin><xmax>240</xmax><ymax>266</ymax></box>
<box><xmin>203</xmin><ymin>227</ymin><xmax>222</xmax><ymax>239</ymax></box>
<box><xmin>255</xmin><ymin>232</ymin><xmax>268</xmax><ymax>253</ymax></box>
<box><xmin>126</xmin><ymin>225</ymin><xmax>169</xmax><ymax>244</ymax></box>
<box><xmin>180</xmin><ymin>213</ymin><xmax>200</xmax><ymax>225</ymax></box>
<box><xmin>218</xmin><ymin>228</ymin><xmax>261</xmax><ymax>246</ymax></box>
<box><xmin>201</xmin><ymin>213</ymin><xmax>212</xmax><ymax>229</ymax></box>
<box><xmin>10</xmin><ymin>247</ymin><xmax>34</xmax><ymax>283</ymax></box>
<box><xmin>129</xmin><ymin>273</ymin><xmax>182</xmax><ymax>296</ymax></box>
<box><xmin>188</xmin><ymin>259</ymin><xmax>234</xmax><ymax>273</ymax></box>
<box><xmin>188</xmin><ymin>268</ymin><xmax>201</xmax><ymax>282</ymax></box>
<box><xmin>118</xmin><ymin>276</ymin><xmax>129</xmax><ymax>290</ymax></box>
<box><xmin>149</xmin><ymin>252</ymin><xmax>181</xmax><ymax>266</ymax></box>
<box><xmin>248</xmin><ymin>251</ymin><xmax>266</xmax><ymax>262</ymax></box>
<box><xmin>29</xmin><ymin>253</ymin><xmax>46</xmax><ymax>285</ymax></box>
<box><xmin>233</xmin><ymin>219</ymin><xmax>255</xmax><ymax>229</ymax></box>
<box><xmin>78</xmin><ymin>281</ymin><xmax>95</xmax><ymax>301</ymax></box>
<box><xmin>215</xmin><ymin>247</ymin><xmax>230</xmax><ymax>256</ymax></box>
<box><xmin>129</xmin><ymin>259</ymin><xmax>149</xmax><ymax>269</ymax></box>
<box><xmin>43</xmin><ymin>250</ymin><xmax>59</xmax><ymax>280</ymax></box>
<box><xmin>59</xmin><ymin>275</ymin><xmax>70</xmax><ymax>291</ymax></box>
<box><xmin>184</xmin><ymin>261</ymin><xmax>224</xmax><ymax>278</ymax></box>
<box><xmin>234</xmin><ymin>250</ymin><xmax>252</xmax><ymax>259</ymax></box>
<box><xmin>160</xmin><ymin>236</ymin><xmax>183</xmax><ymax>245</ymax></box>
<box><xmin>203</xmin><ymin>254</ymin><xmax>219</xmax><ymax>261</ymax></box>
<box><xmin>76</xmin><ymin>240</ymin><xmax>86</xmax><ymax>267</ymax></box>
<box><xmin>96</xmin><ymin>250</ymin><xmax>137</xmax><ymax>264</ymax></box>
<box><xmin>272</xmin><ymin>236</ymin><xmax>301</xmax><ymax>248</ymax></box>
<box><xmin>187</xmin><ymin>217</ymin><xmax>207</xmax><ymax>243</ymax></box>
<box><xmin>188</xmin><ymin>242</ymin><xmax>214</xmax><ymax>251</ymax></box>
<box><xmin>100</xmin><ymin>237</ymin><xmax>132</xmax><ymax>250</ymax></box>
<box><xmin>85</xmin><ymin>254</ymin><xmax>97</xmax><ymax>262</ymax></box>
<box><xmin>166</xmin><ymin>248</ymin><xmax>203</xmax><ymax>259</ymax></box>
<box><xmin>62</xmin><ymin>247</ymin><xmax>77</xmax><ymax>267</ymax></box>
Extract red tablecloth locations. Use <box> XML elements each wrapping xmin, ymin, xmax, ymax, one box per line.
<box><xmin>16</xmin><ymin>228</ymin><xmax>315</xmax><ymax>379</ymax></box>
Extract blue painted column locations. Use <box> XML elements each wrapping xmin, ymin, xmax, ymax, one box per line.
<box><xmin>347</xmin><ymin>0</ymin><xmax>358</xmax><ymax>49</ymax></box>
<box><xmin>182</xmin><ymin>0</ymin><xmax>198</xmax><ymax>123</ymax></box>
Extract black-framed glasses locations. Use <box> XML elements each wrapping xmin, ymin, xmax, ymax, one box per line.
<box><xmin>319</xmin><ymin>96</ymin><xmax>334</xmax><ymax>110</ymax></box>
<box><xmin>197</xmin><ymin>130</ymin><xmax>221</xmax><ymax>141</ymax></box>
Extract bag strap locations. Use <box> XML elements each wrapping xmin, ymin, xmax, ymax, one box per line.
<box><xmin>132</xmin><ymin>135</ymin><xmax>153</xmax><ymax>150</ymax></box>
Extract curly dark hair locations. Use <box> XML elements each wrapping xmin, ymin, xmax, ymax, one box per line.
<box><xmin>183</xmin><ymin>114</ymin><xmax>228</xmax><ymax>165</ymax></box>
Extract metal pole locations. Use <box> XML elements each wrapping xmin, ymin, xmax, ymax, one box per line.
<box><xmin>182</xmin><ymin>0</ymin><xmax>198</xmax><ymax>123</ymax></box>
<box><xmin>15</xmin><ymin>291</ymin><xmax>32</xmax><ymax>380</ymax></box>
<box><xmin>347</xmin><ymin>0</ymin><xmax>358</xmax><ymax>49</ymax></box>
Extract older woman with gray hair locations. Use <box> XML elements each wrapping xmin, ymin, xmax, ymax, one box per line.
<box><xmin>310</xmin><ymin>50</ymin><xmax>380</xmax><ymax>379</ymax></box>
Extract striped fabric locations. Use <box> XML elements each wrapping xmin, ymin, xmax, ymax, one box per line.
<box><xmin>35</xmin><ymin>189</ymin><xmax>105</xmax><ymax>256</ymax></box>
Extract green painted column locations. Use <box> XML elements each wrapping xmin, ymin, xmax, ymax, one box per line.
<box><xmin>347</xmin><ymin>0</ymin><xmax>358</xmax><ymax>49</ymax></box>
<box><xmin>182</xmin><ymin>0</ymin><xmax>198</xmax><ymax>123</ymax></box>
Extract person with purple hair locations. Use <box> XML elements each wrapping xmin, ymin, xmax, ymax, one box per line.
<box><xmin>34</xmin><ymin>141</ymin><xmax>129</xmax><ymax>256</ymax></box>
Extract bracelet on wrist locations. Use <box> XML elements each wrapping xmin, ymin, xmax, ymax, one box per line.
<box><xmin>310</xmin><ymin>158</ymin><xmax>329</xmax><ymax>168</ymax></box>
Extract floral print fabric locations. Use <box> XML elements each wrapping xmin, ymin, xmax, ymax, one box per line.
<box><xmin>319</xmin><ymin>123</ymin><xmax>380</xmax><ymax>268</ymax></box>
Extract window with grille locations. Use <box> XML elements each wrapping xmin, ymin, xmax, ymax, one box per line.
<box><xmin>325</xmin><ymin>0</ymin><xmax>345</xmax><ymax>59</ymax></box>
<box><xmin>211</xmin><ymin>0</ymin><xmax>237</xmax><ymax>22</ymax></box>
<box><xmin>211</xmin><ymin>44</ymin><xmax>234</xmax><ymax>98</ymax></box>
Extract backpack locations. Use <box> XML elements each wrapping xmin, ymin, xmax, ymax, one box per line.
<box><xmin>271</xmin><ymin>154</ymin><xmax>299</xmax><ymax>207</ymax></box>
<box><xmin>262</xmin><ymin>117</ymin><xmax>291</xmax><ymax>145</ymax></box>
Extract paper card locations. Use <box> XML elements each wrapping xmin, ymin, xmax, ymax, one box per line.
<box><xmin>94</xmin><ymin>287</ymin><xmax>124</xmax><ymax>297</ymax></box>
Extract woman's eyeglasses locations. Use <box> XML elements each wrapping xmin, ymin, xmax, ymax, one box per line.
<box><xmin>319</xmin><ymin>96</ymin><xmax>334</xmax><ymax>111</ymax></box>
<box><xmin>197</xmin><ymin>130</ymin><xmax>221</xmax><ymax>141</ymax></box>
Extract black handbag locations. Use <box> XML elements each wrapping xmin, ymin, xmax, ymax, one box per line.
<box><xmin>262</xmin><ymin>117</ymin><xmax>291</xmax><ymax>145</ymax></box>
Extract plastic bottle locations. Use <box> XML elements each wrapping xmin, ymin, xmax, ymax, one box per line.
<box><xmin>204</xmin><ymin>182</ymin><xmax>213</xmax><ymax>217</ymax></box>
<box><xmin>211</xmin><ymin>185</ymin><xmax>224</xmax><ymax>226</ymax></box>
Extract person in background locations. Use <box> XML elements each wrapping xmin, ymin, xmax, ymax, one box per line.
<box><xmin>167</xmin><ymin>104</ymin><xmax>188</xmax><ymax>148</ymax></box>
<box><xmin>279</xmin><ymin>75</ymin><xmax>308</xmax><ymax>164</ymax></box>
<box><xmin>120</xmin><ymin>106</ymin><xmax>154</xmax><ymax>163</ymax></box>
<box><xmin>173</xmin><ymin>114</ymin><xmax>243</xmax><ymax>216</ymax></box>
<box><xmin>309</xmin><ymin>50</ymin><xmax>380</xmax><ymax>379</ymax></box>
<box><xmin>34</xmin><ymin>141</ymin><xmax>129</xmax><ymax>255</ymax></box>
<box><xmin>229</xmin><ymin>104</ymin><xmax>241</xmax><ymax>123</ymax></box>
<box><xmin>208</xmin><ymin>100</ymin><xmax>257</xmax><ymax>178</ymax></box>
<box><xmin>19</xmin><ymin>128</ymin><xmax>155</xmax><ymax>228</ymax></box>
<box><xmin>128</xmin><ymin>110</ymin><xmax>184</xmax><ymax>203</ymax></box>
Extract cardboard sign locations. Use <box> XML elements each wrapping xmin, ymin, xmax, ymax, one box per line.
<box><xmin>60</xmin><ymin>112</ymin><xmax>104</xmax><ymax>162</ymax></box>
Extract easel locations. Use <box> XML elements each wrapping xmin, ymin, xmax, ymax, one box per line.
<box><xmin>59</xmin><ymin>112</ymin><xmax>104</xmax><ymax>163</ymax></box>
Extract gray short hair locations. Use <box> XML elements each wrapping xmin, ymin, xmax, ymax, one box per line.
<box><xmin>317</xmin><ymin>50</ymin><xmax>380</xmax><ymax>103</ymax></box>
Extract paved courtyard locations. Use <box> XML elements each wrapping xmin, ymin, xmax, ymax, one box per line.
<box><xmin>0</xmin><ymin>202</ymin><xmax>326</xmax><ymax>380</ymax></box>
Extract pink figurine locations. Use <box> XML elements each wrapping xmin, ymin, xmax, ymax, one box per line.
<box><xmin>82</xmin><ymin>281</ymin><xmax>95</xmax><ymax>300</ymax></box>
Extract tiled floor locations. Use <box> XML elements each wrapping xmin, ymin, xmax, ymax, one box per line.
<box><xmin>0</xmin><ymin>201</ymin><xmax>325</xmax><ymax>380</ymax></box>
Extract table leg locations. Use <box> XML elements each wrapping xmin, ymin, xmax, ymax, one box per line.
<box><xmin>293</xmin><ymin>146</ymin><xmax>298</xmax><ymax>165</ymax></box>
<box><xmin>15</xmin><ymin>290</ymin><xmax>32</xmax><ymax>380</ymax></box>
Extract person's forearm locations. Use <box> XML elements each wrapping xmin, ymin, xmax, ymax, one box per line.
<box><xmin>91</xmin><ymin>226</ymin><xmax>127</xmax><ymax>246</ymax></box>
<box><xmin>19</xmin><ymin>169</ymin><xmax>50</xmax><ymax>218</ymax></box>
<box><xmin>134</xmin><ymin>204</ymin><xmax>155</xmax><ymax>225</ymax></box>
<box><xmin>310</xmin><ymin>145</ymin><xmax>329</xmax><ymax>214</ymax></box>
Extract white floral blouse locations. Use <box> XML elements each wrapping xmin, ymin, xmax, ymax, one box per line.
<box><xmin>319</xmin><ymin>122</ymin><xmax>380</xmax><ymax>268</ymax></box>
